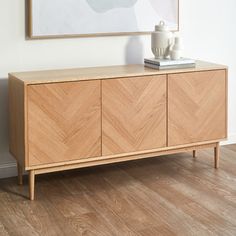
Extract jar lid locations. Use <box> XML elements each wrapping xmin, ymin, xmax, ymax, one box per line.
<box><xmin>155</xmin><ymin>21</ymin><xmax>169</xmax><ymax>32</ymax></box>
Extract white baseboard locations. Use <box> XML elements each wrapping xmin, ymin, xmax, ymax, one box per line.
<box><xmin>221</xmin><ymin>133</ymin><xmax>236</xmax><ymax>146</ymax></box>
<box><xmin>0</xmin><ymin>162</ymin><xmax>17</xmax><ymax>179</ymax></box>
<box><xmin>0</xmin><ymin>134</ymin><xmax>236</xmax><ymax>180</ymax></box>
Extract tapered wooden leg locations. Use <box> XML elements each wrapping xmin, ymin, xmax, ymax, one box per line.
<box><xmin>29</xmin><ymin>170</ymin><xmax>35</xmax><ymax>201</ymax></box>
<box><xmin>214</xmin><ymin>143</ymin><xmax>220</xmax><ymax>169</ymax></box>
<box><xmin>17</xmin><ymin>162</ymin><xmax>23</xmax><ymax>185</ymax></box>
<box><xmin>193</xmin><ymin>150</ymin><xmax>196</xmax><ymax>158</ymax></box>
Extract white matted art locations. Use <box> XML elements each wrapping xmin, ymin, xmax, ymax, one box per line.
<box><xmin>28</xmin><ymin>0</ymin><xmax>179</xmax><ymax>39</ymax></box>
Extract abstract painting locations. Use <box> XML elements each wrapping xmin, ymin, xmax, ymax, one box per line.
<box><xmin>28</xmin><ymin>0</ymin><xmax>179</xmax><ymax>39</ymax></box>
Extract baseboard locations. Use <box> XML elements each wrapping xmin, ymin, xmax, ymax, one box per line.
<box><xmin>0</xmin><ymin>162</ymin><xmax>17</xmax><ymax>179</ymax></box>
<box><xmin>221</xmin><ymin>133</ymin><xmax>236</xmax><ymax>146</ymax></box>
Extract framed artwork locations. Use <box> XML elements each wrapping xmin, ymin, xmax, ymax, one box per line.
<box><xmin>27</xmin><ymin>0</ymin><xmax>179</xmax><ymax>39</ymax></box>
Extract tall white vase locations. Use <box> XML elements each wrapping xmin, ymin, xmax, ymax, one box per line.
<box><xmin>170</xmin><ymin>37</ymin><xmax>181</xmax><ymax>60</ymax></box>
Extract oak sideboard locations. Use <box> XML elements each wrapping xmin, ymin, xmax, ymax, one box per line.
<box><xmin>9</xmin><ymin>61</ymin><xmax>228</xmax><ymax>200</ymax></box>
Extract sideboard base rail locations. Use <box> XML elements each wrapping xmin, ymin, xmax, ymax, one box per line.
<box><xmin>17</xmin><ymin>141</ymin><xmax>220</xmax><ymax>200</ymax></box>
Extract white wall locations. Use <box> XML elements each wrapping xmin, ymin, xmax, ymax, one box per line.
<box><xmin>0</xmin><ymin>0</ymin><xmax>236</xmax><ymax>178</ymax></box>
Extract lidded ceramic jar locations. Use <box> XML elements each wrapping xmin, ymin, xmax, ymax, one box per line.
<box><xmin>151</xmin><ymin>21</ymin><xmax>173</xmax><ymax>59</ymax></box>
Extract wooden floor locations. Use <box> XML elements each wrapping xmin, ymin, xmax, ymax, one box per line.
<box><xmin>1</xmin><ymin>145</ymin><xmax>236</xmax><ymax>236</ymax></box>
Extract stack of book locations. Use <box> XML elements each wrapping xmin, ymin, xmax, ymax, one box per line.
<box><xmin>144</xmin><ymin>58</ymin><xmax>196</xmax><ymax>70</ymax></box>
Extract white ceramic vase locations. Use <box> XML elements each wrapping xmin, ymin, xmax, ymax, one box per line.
<box><xmin>151</xmin><ymin>21</ymin><xmax>173</xmax><ymax>59</ymax></box>
<box><xmin>170</xmin><ymin>37</ymin><xmax>181</xmax><ymax>60</ymax></box>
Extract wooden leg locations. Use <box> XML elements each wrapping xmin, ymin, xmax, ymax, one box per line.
<box><xmin>193</xmin><ymin>150</ymin><xmax>196</xmax><ymax>158</ymax></box>
<box><xmin>17</xmin><ymin>162</ymin><xmax>23</xmax><ymax>185</ymax></box>
<box><xmin>29</xmin><ymin>170</ymin><xmax>35</xmax><ymax>201</ymax></box>
<box><xmin>214</xmin><ymin>143</ymin><xmax>220</xmax><ymax>169</ymax></box>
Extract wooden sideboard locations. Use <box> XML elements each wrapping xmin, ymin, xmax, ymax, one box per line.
<box><xmin>9</xmin><ymin>61</ymin><xmax>228</xmax><ymax>200</ymax></box>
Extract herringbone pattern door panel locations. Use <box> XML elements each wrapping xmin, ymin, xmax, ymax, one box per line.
<box><xmin>28</xmin><ymin>81</ymin><xmax>101</xmax><ymax>166</ymax></box>
<box><xmin>102</xmin><ymin>75</ymin><xmax>167</xmax><ymax>155</ymax></box>
<box><xmin>168</xmin><ymin>70</ymin><xmax>226</xmax><ymax>146</ymax></box>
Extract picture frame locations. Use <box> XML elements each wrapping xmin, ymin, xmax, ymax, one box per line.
<box><xmin>27</xmin><ymin>0</ymin><xmax>179</xmax><ymax>40</ymax></box>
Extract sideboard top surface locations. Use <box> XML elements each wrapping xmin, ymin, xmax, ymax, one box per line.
<box><xmin>9</xmin><ymin>60</ymin><xmax>227</xmax><ymax>85</ymax></box>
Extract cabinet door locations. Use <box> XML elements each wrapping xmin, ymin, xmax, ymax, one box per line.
<box><xmin>102</xmin><ymin>75</ymin><xmax>167</xmax><ymax>155</ymax></box>
<box><xmin>168</xmin><ymin>70</ymin><xmax>227</xmax><ymax>146</ymax></box>
<box><xmin>27</xmin><ymin>81</ymin><xmax>101</xmax><ymax>166</ymax></box>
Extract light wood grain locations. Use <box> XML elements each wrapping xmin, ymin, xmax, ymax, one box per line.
<box><xmin>24</xmin><ymin>139</ymin><xmax>221</xmax><ymax>171</ymax></box>
<box><xmin>8</xmin><ymin>75</ymin><xmax>26</xmax><ymax>169</ymax></box>
<box><xmin>8</xmin><ymin>62</ymin><xmax>228</xmax><ymax>200</ymax></box>
<box><xmin>34</xmin><ymin>143</ymin><xmax>217</xmax><ymax>175</ymax></box>
<box><xmin>225</xmin><ymin>68</ymin><xmax>229</xmax><ymax>138</ymax></box>
<box><xmin>102</xmin><ymin>75</ymin><xmax>167</xmax><ymax>155</ymax></box>
<box><xmin>29</xmin><ymin>170</ymin><xmax>35</xmax><ymax>200</ymax></box>
<box><xmin>9</xmin><ymin>61</ymin><xmax>227</xmax><ymax>85</ymax></box>
<box><xmin>214</xmin><ymin>142</ymin><xmax>220</xmax><ymax>169</ymax></box>
<box><xmin>27</xmin><ymin>80</ymin><xmax>101</xmax><ymax>166</ymax></box>
<box><xmin>168</xmin><ymin>70</ymin><xmax>227</xmax><ymax>146</ymax></box>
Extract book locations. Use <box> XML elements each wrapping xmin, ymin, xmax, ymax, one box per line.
<box><xmin>144</xmin><ymin>58</ymin><xmax>195</xmax><ymax>66</ymax></box>
<box><xmin>144</xmin><ymin>62</ymin><xmax>196</xmax><ymax>70</ymax></box>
